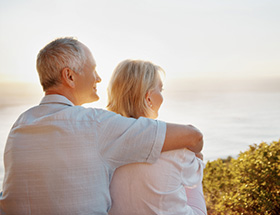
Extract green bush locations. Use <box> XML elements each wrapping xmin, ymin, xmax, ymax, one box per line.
<box><xmin>203</xmin><ymin>140</ymin><xmax>280</xmax><ymax>215</ymax></box>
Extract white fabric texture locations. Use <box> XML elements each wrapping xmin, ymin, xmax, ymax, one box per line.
<box><xmin>109</xmin><ymin>149</ymin><xmax>205</xmax><ymax>215</ymax></box>
<box><xmin>0</xmin><ymin>95</ymin><xmax>166</xmax><ymax>215</ymax></box>
<box><xmin>185</xmin><ymin>184</ymin><xmax>207</xmax><ymax>215</ymax></box>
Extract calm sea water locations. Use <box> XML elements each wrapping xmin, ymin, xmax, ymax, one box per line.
<box><xmin>159</xmin><ymin>90</ymin><xmax>280</xmax><ymax>161</ymax></box>
<box><xmin>0</xmin><ymin>80</ymin><xmax>280</xmax><ymax>188</ymax></box>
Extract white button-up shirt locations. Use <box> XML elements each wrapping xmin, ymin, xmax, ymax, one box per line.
<box><xmin>109</xmin><ymin>149</ymin><xmax>205</xmax><ymax>215</ymax></box>
<box><xmin>0</xmin><ymin>95</ymin><xmax>166</xmax><ymax>215</ymax></box>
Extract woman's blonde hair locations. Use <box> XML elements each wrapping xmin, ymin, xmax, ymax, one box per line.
<box><xmin>107</xmin><ymin>59</ymin><xmax>164</xmax><ymax>119</ymax></box>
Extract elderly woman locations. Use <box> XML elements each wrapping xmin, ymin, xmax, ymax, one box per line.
<box><xmin>107</xmin><ymin>59</ymin><xmax>207</xmax><ymax>215</ymax></box>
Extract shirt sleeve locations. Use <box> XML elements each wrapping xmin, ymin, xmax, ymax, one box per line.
<box><xmin>179</xmin><ymin>149</ymin><xmax>205</xmax><ymax>187</ymax></box>
<box><xmin>95</xmin><ymin>109</ymin><xmax>166</xmax><ymax>169</ymax></box>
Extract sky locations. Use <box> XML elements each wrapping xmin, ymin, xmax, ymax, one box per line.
<box><xmin>0</xmin><ymin>0</ymin><xmax>280</xmax><ymax>94</ymax></box>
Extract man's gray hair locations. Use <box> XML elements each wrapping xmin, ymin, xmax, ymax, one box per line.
<box><xmin>36</xmin><ymin>37</ymin><xmax>87</xmax><ymax>91</ymax></box>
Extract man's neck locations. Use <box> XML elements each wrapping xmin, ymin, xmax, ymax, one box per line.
<box><xmin>45</xmin><ymin>87</ymin><xmax>79</xmax><ymax>106</ymax></box>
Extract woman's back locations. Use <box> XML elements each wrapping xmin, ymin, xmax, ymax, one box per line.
<box><xmin>109</xmin><ymin>148</ymin><xmax>204</xmax><ymax>215</ymax></box>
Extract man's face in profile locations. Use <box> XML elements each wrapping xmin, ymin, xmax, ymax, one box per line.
<box><xmin>74</xmin><ymin>47</ymin><xmax>101</xmax><ymax>105</ymax></box>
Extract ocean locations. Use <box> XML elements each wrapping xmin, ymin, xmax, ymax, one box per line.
<box><xmin>0</xmin><ymin>79</ymin><xmax>280</xmax><ymax>188</ymax></box>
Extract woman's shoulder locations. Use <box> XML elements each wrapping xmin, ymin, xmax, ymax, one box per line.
<box><xmin>161</xmin><ymin>148</ymin><xmax>195</xmax><ymax>158</ymax></box>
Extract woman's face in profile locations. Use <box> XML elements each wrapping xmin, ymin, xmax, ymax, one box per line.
<box><xmin>146</xmin><ymin>79</ymin><xmax>164</xmax><ymax>119</ymax></box>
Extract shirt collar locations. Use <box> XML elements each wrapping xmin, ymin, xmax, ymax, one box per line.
<box><xmin>40</xmin><ymin>94</ymin><xmax>74</xmax><ymax>107</ymax></box>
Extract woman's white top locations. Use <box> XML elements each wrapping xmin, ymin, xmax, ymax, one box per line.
<box><xmin>109</xmin><ymin>148</ymin><xmax>205</xmax><ymax>215</ymax></box>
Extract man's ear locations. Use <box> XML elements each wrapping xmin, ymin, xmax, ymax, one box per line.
<box><xmin>61</xmin><ymin>68</ymin><xmax>75</xmax><ymax>88</ymax></box>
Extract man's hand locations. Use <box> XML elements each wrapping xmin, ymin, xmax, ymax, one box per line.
<box><xmin>162</xmin><ymin>123</ymin><xmax>203</xmax><ymax>153</ymax></box>
<box><xmin>195</xmin><ymin>152</ymin><xmax>204</xmax><ymax>161</ymax></box>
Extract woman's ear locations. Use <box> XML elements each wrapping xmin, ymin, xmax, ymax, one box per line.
<box><xmin>61</xmin><ymin>68</ymin><xmax>75</xmax><ymax>88</ymax></box>
<box><xmin>145</xmin><ymin>91</ymin><xmax>152</xmax><ymax>108</ymax></box>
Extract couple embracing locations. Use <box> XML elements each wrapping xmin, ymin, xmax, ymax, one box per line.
<box><xmin>0</xmin><ymin>37</ymin><xmax>207</xmax><ymax>215</ymax></box>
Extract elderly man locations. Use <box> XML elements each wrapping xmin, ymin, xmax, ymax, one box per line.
<box><xmin>0</xmin><ymin>37</ymin><xmax>203</xmax><ymax>215</ymax></box>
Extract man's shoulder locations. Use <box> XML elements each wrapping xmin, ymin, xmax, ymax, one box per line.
<box><xmin>72</xmin><ymin>106</ymin><xmax>112</xmax><ymax>119</ymax></box>
<box><xmin>79</xmin><ymin>106</ymin><xmax>115</xmax><ymax>115</ymax></box>
<box><xmin>14</xmin><ymin>104</ymin><xmax>113</xmax><ymax>124</ymax></box>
